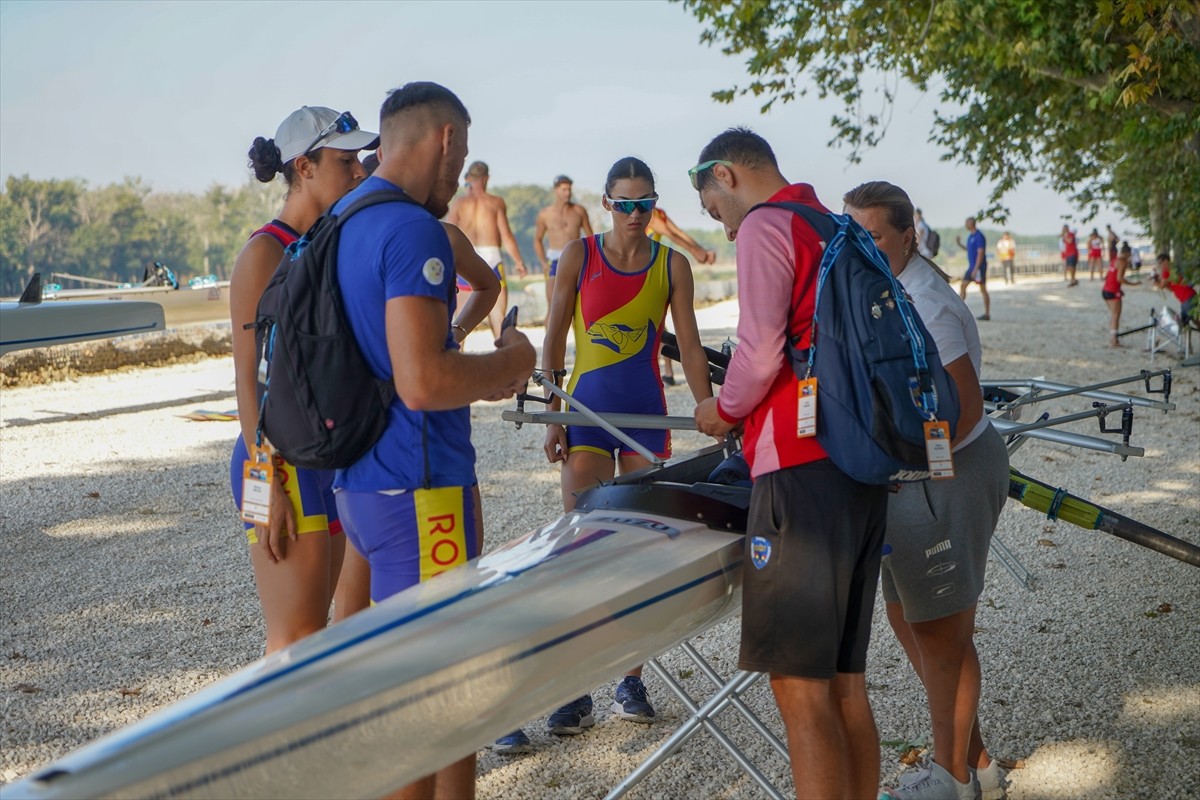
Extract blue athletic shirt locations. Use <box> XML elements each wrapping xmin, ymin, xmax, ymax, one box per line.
<box><xmin>332</xmin><ymin>175</ymin><xmax>476</xmax><ymax>492</ymax></box>
<box><xmin>966</xmin><ymin>230</ymin><xmax>987</xmax><ymax>271</ymax></box>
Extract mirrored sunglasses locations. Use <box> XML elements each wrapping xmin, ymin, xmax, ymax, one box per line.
<box><xmin>606</xmin><ymin>195</ymin><xmax>658</xmax><ymax>215</ymax></box>
<box><xmin>687</xmin><ymin>159</ymin><xmax>733</xmax><ymax>190</ymax></box>
<box><xmin>304</xmin><ymin>111</ymin><xmax>360</xmax><ymax>156</ymax></box>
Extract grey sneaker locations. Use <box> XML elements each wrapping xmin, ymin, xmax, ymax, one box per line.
<box><xmin>891</xmin><ymin>761</ymin><xmax>978</xmax><ymax>800</ymax></box>
<box><xmin>897</xmin><ymin>751</ymin><xmax>933</xmax><ymax>787</ymax></box>
<box><xmin>899</xmin><ymin>751</ymin><xmax>1008</xmax><ymax>800</ymax></box>
<box><xmin>974</xmin><ymin>759</ymin><xmax>1008</xmax><ymax>800</ymax></box>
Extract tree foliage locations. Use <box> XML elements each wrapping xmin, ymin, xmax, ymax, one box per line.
<box><xmin>494</xmin><ymin>183</ymin><xmax>560</xmax><ymax>264</ymax></box>
<box><xmin>0</xmin><ymin>174</ymin><xmax>733</xmax><ymax>298</ymax></box>
<box><xmin>491</xmin><ymin>184</ymin><xmax>605</xmax><ymax>270</ymax></box>
<box><xmin>0</xmin><ymin>176</ymin><xmax>284</xmax><ymax>296</ymax></box>
<box><xmin>679</xmin><ymin>0</ymin><xmax>1200</xmax><ymax>278</ymax></box>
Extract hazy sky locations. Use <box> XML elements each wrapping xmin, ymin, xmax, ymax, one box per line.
<box><xmin>0</xmin><ymin>0</ymin><xmax>1134</xmax><ymax>235</ymax></box>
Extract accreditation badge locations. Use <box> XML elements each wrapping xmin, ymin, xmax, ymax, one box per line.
<box><xmin>796</xmin><ymin>377</ymin><xmax>818</xmax><ymax>438</ymax></box>
<box><xmin>923</xmin><ymin>420</ymin><xmax>955</xmax><ymax>480</ymax></box>
<box><xmin>240</xmin><ymin>442</ymin><xmax>275</xmax><ymax>526</ymax></box>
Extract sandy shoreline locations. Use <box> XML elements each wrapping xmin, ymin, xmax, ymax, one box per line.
<box><xmin>1</xmin><ymin>275</ymin><xmax>1197</xmax><ymax>799</ymax></box>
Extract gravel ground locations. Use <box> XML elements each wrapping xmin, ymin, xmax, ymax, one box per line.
<box><xmin>1</xmin><ymin>276</ymin><xmax>1197</xmax><ymax>799</ymax></box>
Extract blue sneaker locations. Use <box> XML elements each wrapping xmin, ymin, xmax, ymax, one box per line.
<box><xmin>491</xmin><ymin>729</ymin><xmax>531</xmax><ymax>754</ymax></box>
<box><xmin>611</xmin><ymin>676</ymin><xmax>655</xmax><ymax>722</ymax></box>
<box><xmin>547</xmin><ymin>695</ymin><xmax>594</xmax><ymax>735</ymax></box>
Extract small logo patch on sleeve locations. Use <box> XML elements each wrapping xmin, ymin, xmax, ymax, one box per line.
<box><xmin>423</xmin><ymin>257</ymin><xmax>445</xmax><ymax>285</ymax></box>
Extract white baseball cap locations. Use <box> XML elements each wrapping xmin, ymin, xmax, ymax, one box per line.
<box><xmin>274</xmin><ymin>106</ymin><xmax>379</xmax><ymax>164</ymax></box>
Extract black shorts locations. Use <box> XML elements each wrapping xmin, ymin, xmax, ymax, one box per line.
<box><xmin>1102</xmin><ymin>290</ymin><xmax>1122</xmax><ymax>300</ymax></box>
<box><xmin>738</xmin><ymin>460</ymin><xmax>887</xmax><ymax>679</ymax></box>
<box><xmin>1065</xmin><ymin>255</ymin><xmax>1079</xmax><ymax>268</ymax></box>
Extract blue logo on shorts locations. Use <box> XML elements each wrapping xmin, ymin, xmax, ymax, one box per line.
<box><xmin>750</xmin><ymin>536</ymin><xmax>771</xmax><ymax>570</ymax></box>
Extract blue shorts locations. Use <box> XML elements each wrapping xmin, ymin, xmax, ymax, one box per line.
<box><xmin>564</xmin><ymin>368</ymin><xmax>669</xmax><ymax>459</ymax></box>
<box><xmin>335</xmin><ymin>485</ymin><xmax>479</xmax><ymax>602</ymax></box>
<box><xmin>566</xmin><ymin>424</ymin><xmax>670</xmax><ymax>460</ymax></box>
<box><xmin>548</xmin><ymin>259</ymin><xmax>559</xmax><ymax>278</ymax></box>
<box><xmin>964</xmin><ymin>263</ymin><xmax>987</xmax><ymax>284</ymax></box>
<box><xmin>456</xmin><ymin>263</ymin><xmax>505</xmax><ymax>292</ymax></box>
<box><xmin>230</xmin><ymin>435</ymin><xmax>341</xmax><ymax>543</ymax></box>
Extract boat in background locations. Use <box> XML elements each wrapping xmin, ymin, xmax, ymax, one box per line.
<box><xmin>40</xmin><ymin>269</ymin><xmax>230</xmax><ymax>327</ymax></box>
<box><xmin>0</xmin><ymin>274</ymin><xmax>166</xmax><ymax>357</ymax></box>
<box><xmin>47</xmin><ymin>286</ymin><xmax>229</xmax><ymax>328</ymax></box>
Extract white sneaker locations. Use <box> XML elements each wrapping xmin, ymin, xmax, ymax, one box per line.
<box><xmin>973</xmin><ymin>759</ymin><xmax>1008</xmax><ymax>800</ymax></box>
<box><xmin>890</xmin><ymin>761</ymin><xmax>979</xmax><ymax>800</ymax></box>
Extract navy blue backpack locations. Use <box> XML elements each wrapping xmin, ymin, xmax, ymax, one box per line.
<box><xmin>757</xmin><ymin>202</ymin><xmax>961</xmax><ymax>485</ymax></box>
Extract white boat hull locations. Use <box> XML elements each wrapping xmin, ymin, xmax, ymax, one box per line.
<box><xmin>8</xmin><ymin>454</ymin><xmax>748</xmax><ymax>799</ymax></box>
<box><xmin>0</xmin><ymin>299</ymin><xmax>165</xmax><ymax>355</ymax></box>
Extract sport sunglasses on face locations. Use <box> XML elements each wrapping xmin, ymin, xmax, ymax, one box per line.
<box><xmin>688</xmin><ymin>159</ymin><xmax>732</xmax><ymax>190</ymax></box>
<box><xmin>605</xmin><ymin>195</ymin><xmax>658</xmax><ymax>215</ymax></box>
<box><xmin>304</xmin><ymin>111</ymin><xmax>360</xmax><ymax>156</ymax></box>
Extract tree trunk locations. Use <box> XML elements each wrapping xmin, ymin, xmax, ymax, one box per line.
<box><xmin>1148</xmin><ymin>189</ymin><xmax>1168</xmax><ymax>257</ymax></box>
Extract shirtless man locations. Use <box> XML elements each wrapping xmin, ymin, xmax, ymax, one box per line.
<box><xmin>533</xmin><ymin>175</ymin><xmax>593</xmax><ymax>304</ymax></box>
<box><xmin>447</xmin><ymin>160</ymin><xmax>529</xmax><ymax>338</ymax></box>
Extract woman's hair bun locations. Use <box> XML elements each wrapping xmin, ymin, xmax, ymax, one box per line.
<box><xmin>247</xmin><ymin>136</ymin><xmax>284</xmax><ymax>183</ymax></box>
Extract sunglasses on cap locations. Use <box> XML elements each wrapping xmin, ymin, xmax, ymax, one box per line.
<box><xmin>605</xmin><ymin>195</ymin><xmax>658</xmax><ymax>215</ymax></box>
<box><xmin>687</xmin><ymin>159</ymin><xmax>733</xmax><ymax>190</ymax></box>
<box><xmin>304</xmin><ymin>111</ymin><xmax>360</xmax><ymax>156</ymax></box>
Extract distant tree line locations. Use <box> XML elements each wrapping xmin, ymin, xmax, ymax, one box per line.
<box><xmin>0</xmin><ymin>176</ymin><xmax>737</xmax><ymax>297</ymax></box>
<box><xmin>0</xmin><ymin>175</ymin><xmax>284</xmax><ymax>296</ymax></box>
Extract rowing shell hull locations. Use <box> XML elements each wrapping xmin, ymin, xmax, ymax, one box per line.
<box><xmin>8</xmin><ymin>485</ymin><xmax>745</xmax><ymax>799</ymax></box>
<box><xmin>0</xmin><ymin>299</ymin><xmax>165</xmax><ymax>355</ymax></box>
